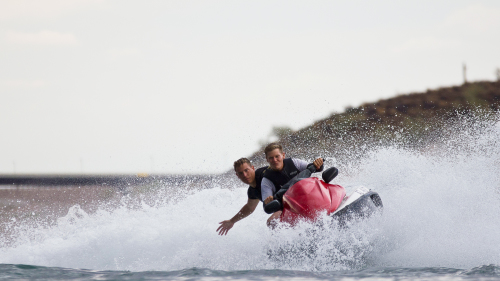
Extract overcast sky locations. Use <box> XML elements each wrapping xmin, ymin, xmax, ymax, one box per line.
<box><xmin>1</xmin><ymin>0</ymin><xmax>499</xmax><ymax>175</ymax></box>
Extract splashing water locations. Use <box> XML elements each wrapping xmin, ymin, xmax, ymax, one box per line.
<box><xmin>1</xmin><ymin>116</ymin><xmax>500</xmax><ymax>274</ymax></box>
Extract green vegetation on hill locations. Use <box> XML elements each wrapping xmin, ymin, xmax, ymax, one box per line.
<box><xmin>248</xmin><ymin>81</ymin><xmax>500</xmax><ymax>167</ymax></box>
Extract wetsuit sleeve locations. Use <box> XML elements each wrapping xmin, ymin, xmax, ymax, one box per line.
<box><xmin>292</xmin><ymin>158</ymin><xmax>309</xmax><ymax>172</ymax></box>
<box><xmin>247</xmin><ymin>186</ymin><xmax>260</xmax><ymax>201</ymax></box>
<box><xmin>261</xmin><ymin>177</ymin><xmax>275</xmax><ymax>201</ymax></box>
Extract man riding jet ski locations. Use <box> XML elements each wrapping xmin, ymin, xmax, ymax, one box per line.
<box><xmin>217</xmin><ymin>143</ymin><xmax>324</xmax><ymax>235</ymax></box>
<box><xmin>264</xmin><ymin>163</ymin><xmax>383</xmax><ymax>226</ymax></box>
<box><xmin>260</xmin><ymin>143</ymin><xmax>324</xmax><ymax>227</ymax></box>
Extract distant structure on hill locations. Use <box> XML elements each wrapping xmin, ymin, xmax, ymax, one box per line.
<box><xmin>463</xmin><ymin>64</ymin><xmax>467</xmax><ymax>84</ymax></box>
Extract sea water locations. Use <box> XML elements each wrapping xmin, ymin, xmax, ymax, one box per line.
<box><xmin>1</xmin><ymin>116</ymin><xmax>500</xmax><ymax>280</ymax></box>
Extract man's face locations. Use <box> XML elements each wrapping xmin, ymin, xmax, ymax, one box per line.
<box><xmin>235</xmin><ymin>163</ymin><xmax>256</xmax><ymax>185</ymax></box>
<box><xmin>266</xmin><ymin>149</ymin><xmax>285</xmax><ymax>171</ymax></box>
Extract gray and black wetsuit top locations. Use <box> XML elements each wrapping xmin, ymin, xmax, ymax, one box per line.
<box><xmin>247</xmin><ymin>166</ymin><xmax>267</xmax><ymax>202</ymax></box>
<box><xmin>260</xmin><ymin>158</ymin><xmax>309</xmax><ymax>201</ymax></box>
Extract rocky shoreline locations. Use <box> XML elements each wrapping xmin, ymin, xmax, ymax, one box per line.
<box><xmin>246</xmin><ymin>80</ymin><xmax>500</xmax><ymax>167</ymax></box>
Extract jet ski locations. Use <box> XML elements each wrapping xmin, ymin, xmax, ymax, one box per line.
<box><xmin>264</xmin><ymin>164</ymin><xmax>383</xmax><ymax>226</ymax></box>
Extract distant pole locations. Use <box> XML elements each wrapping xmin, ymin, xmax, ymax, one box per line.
<box><xmin>496</xmin><ymin>68</ymin><xmax>500</xmax><ymax>81</ymax></box>
<box><xmin>463</xmin><ymin>63</ymin><xmax>467</xmax><ymax>84</ymax></box>
<box><xmin>13</xmin><ymin>161</ymin><xmax>16</xmax><ymax>174</ymax></box>
<box><xmin>80</xmin><ymin>158</ymin><xmax>83</xmax><ymax>174</ymax></box>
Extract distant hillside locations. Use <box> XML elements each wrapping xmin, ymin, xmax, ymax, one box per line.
<box><xmin>247</xmin><ymin>80</ymin><xmax>500</xmax><ymax>167</ymax></box>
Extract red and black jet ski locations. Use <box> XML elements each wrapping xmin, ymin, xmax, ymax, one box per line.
<box><xmin>264</xmin><ymin>164</ymin><xmax>383</xmax><ymax>226</ymax></box>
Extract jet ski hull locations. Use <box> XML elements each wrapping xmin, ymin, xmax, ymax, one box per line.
<box><xmin>331</xmin><ymin>186</ymin><xmax>383</xmax><ymax>226</ymax></box>
<box><xmin>279</xmin><ymin>179</ymin><xmax>383</xmax><ymax>226</ymax></box>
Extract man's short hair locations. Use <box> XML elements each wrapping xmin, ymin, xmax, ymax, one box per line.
<box><xmin>233</xmin><ymin>158</ymin><xmax>252</xmax><ymax>171</ymax></box>
<box><xmin>264</xmin><ymin>142</ymin><xmax>283</xmax><ymax>156</ymax></box>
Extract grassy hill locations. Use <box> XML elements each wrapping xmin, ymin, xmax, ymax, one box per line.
<box><xmin>247</xmin><ymin>80</ymin><xmax>500</xmax><ymax>167</ymax></box>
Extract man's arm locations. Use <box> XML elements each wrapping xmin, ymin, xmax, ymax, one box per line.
<box><xmin>261</xmin><ymin>177</ymin><xmax>275</xmax><ymax>202</ymax></box>
<box><xmin>217</xmin><ymin>198</ymin><xmax>259</xmax><ymax>235</ymax></box>
<box><xmin>292</xmin><ymin>158</ymin><xmax>309</xmax><ymax>171</ymax></box>
<box><xmin>292</xmin><ymin>158</ymin><xmax>323</xmax><ymax>172</ymax></box>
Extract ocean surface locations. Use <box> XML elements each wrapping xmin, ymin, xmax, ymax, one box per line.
<box><xmin>1</xmin><ymin>116</ymin><xmax>500</xmax><ymax>280</ymax></box>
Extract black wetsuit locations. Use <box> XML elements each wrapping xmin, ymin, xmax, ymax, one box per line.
<box><xmin>262</xmin><ymin>158</ymin><xmax>301</xmax><ymax>195</ymax></box>
<box><xmin>247</xmin><ymin>166</ymin><xmax>267</xmax><ymax>202</ymax></box>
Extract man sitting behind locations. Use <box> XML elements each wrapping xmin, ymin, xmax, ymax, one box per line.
<box><xmin>261</xmin><ymin>143</ymin><xmax>323</xmax><ymax>227</ymax></box>
<box><xmin>216</xmin><ymin>158</ymin><xmax>267</xmax><ymax>236</ymax></box>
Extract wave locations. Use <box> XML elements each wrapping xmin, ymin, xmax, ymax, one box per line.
<box><xmin>1</xmin><ymin>115</ymin><xmax>499</xmax><ymax>272</ymax></box>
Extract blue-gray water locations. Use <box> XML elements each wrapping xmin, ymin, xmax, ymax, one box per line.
<box><xmin>1</xmin><ymin>264</ymin><xmax>500</xmax><ymax>280</ymax></box>
<box><xmin>1</xmin><ymin>117</ymin><xmax>500</xmax><ymax>280</ymax></box>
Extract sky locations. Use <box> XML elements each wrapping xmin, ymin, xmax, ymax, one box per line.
<box><xmin>1</xmin><ymin>0</ymin><xmax>500</xmax><ymax>175</ymax></box>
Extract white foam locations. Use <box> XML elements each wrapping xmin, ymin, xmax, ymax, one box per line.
<box><xmin>1</xmin><ymin>116</ymin><xmax>500</xmax><ymax>271</ymax></box>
